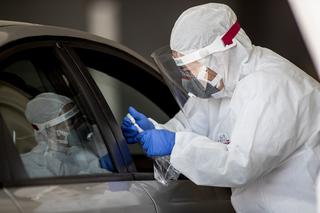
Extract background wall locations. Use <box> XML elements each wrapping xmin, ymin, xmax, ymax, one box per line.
<box><xmin>0</xmin><ymin>0</ymin><xmax>317</xmax><ymax>80</ymax></box>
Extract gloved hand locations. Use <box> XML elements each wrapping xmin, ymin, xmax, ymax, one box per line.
<box><xmin>121</xmin><ymin>107</ymin><xmax>155</xmax><ymax>144</ymax></box>
<box><xmin>121</xmin><ymin>116</ymin><xmax>140</xmax><ymax>144</ymax></box>
<box><xmin>128</xmin><ymin>106</ymin><xmax>154</xmax><ymax>130</ymax></box>
<box><xmin>136</xmin><ymin>129</ymin><xmax>175</xmax><ymax>157</ymax></box>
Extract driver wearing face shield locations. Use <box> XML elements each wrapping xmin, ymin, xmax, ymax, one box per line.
<box><xmin>21</xmin><ymin>92</ymin><xmax>110</xmax><ymax>178</ymax></box>
<box><xmin>121</xmin><ymin>3</ymin><xmax>320</xmax><ymax>213</ymax></box>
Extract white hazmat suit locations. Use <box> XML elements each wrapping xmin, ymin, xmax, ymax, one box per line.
<box><xmin>154</xmin><ymin>3</ymin><xmax>320</xmax><ymax>213</ymax></box>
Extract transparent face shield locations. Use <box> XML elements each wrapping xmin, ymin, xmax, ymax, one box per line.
<box><xmin>31</xmin><ymin>105</ymin><xmax>91</xmax><ymax>148</ymax></box>
<box><xmin>151</xmin><ymin>46</ymin><xmax>190</xmax><ymax>110</ymax></box>
<box><xmin>151</xmin><ymin>21</ymin><xmax>241</xmax><ymax>112</ymax></box>
<box><xmin>151</xmin><ymin>46</ymin><xmax>223</xmax><ymax>112</ymax></box>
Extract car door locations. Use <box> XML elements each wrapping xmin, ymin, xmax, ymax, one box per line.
<box><xmin>63</xmin><ymin>39</ymin><xmax>235</xmax><ymax>213</ymax></box>
<box><xmin>0</xmin><ymin>38</ymin><xmax>156</xmax><ymax>213</ymax></box>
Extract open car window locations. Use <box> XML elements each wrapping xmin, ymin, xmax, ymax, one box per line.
<box><xmin>71</xmin><ymin>45</ymin><xmax>179</xmax><ymax>172</ymax></box>
<box><xmin>72</xmin><ymin>48</ymin><xmax>171</xmax><ymax>124</ymax></box>
<box><xmin>0</xmin><ymin>45</ymin><xmax>114</xmax><ymax>181</ymax></box>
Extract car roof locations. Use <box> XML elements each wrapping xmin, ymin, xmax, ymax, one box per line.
<box><xmin>0</xmin><ymin>20</ymin><xmax>157</xmax><ymax>70</ymax></box>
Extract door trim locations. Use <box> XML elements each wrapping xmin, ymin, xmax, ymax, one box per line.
<box><xmin>54</xmin><ymin>42</ymin><xmax>135</xmax><ymax>173</ymax></box>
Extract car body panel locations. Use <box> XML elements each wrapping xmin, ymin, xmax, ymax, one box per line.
<box><xmin>0</xmin><ymin>21</ymin><xmax>235</xmax><ymax>212</ymax></box>
<box><xmin>0</xmin><ymin>21</ymin><xmax>157</xmax><ymax>71</ymax></box>
<box><xmin>3</xmin><ymin>180</ymin><xmax>234</xmax><ymax>213</ymax></box>
<box><xmin>5</xmin><ymin>181</ymin><xmax>156</xmax><ymax>213</ymax></box>
<box><xmin>0</xmin><ymin>189</ymin><xmax>20</xmax><ymax>213</ymax></box>
<box><xmin>138</xmin><ymin>180</ymin><xmax>234</xmax><ymax>213</ymax></box>
<box><xmin>0</xmin><ymin>20</ymin><xmax>38</xmax><ymax>28</ymax></box>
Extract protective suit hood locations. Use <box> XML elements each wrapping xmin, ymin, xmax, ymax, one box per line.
<box><xmin>170</xmin><ymin>3</ymin><xmax>254</xmax><ymax>98</ymax></box>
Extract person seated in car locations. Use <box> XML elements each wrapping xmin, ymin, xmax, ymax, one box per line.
<box><xmin>21</xmin><ymin>92</ymin><xmax>112</xmax><ymax>178</ymax></box>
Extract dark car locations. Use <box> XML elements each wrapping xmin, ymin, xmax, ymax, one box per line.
<box><xmin>0</xmin><ymin>21</ymin><xmax>234</xmax><ymax>213</ymax></box>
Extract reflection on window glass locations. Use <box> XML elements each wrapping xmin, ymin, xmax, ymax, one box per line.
<box><xmin>87</xmin><ymin>66</ymin><xmax>170</xmax><ymax>155</ymax></box>
<box><xmin>88</xmin><ymin>67</ymin><xmax>169</xmax><ymax>124</ymax></box>
<box><xmin>0</xmin><ymin>48</ymin><xmax>114</xmax><ymax>179</ymax></box>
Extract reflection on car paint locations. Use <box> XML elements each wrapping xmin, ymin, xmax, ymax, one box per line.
<box><xmin>12</xmin><ymin>182</ymin><xmax>155</xmax><ymax>212</ymax></box>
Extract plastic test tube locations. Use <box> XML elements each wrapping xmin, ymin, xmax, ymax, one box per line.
<box><xmin>126</xmin><ymin>113</ymin><xmax>144</xmax><ymax>133</ymax></box>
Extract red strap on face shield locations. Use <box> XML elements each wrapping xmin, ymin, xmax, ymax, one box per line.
<box><xmin>222</xmin><ymin>21</ymin><xmax>241</xmax><ymax>46</ymax></box>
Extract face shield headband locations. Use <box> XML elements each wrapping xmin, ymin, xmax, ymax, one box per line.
<box><xmin>173</xmin><ymin>21</ymin><xmax>241</xmax><ymax>66</ymax></box>
<box><xmin>32</xmin><ymin>105</ymin><xmax>80</xmax><ymax>132</ymax></box>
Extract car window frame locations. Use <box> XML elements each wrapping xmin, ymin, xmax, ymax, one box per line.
<box><xmin>0</xmin><ymin>37</ymin><xmax>137</xmax><ymax>187</ymax></box>
<box><xmin>62</xmin><ymin>39</ymin><xmax>179</xmax><ymax>118</ymax></box>
<box><xmin>54</xmin><ymin>42</ymin><xmax>136</xmax><ymax>173</ymax></box>
<box><xmin>61</xmin><ymin>39</ymin><xmax>180</xmax><ymax>176</ymax></box>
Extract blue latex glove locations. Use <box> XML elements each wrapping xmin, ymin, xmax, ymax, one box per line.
<box><xmin>121</xmin><ymin>116</ymin><xmax>139</xmax><ymax>144</ymax></box>
<box><xmin>136</xmin><ymin>129</ymin><xmax>175</xmax><ymax>157</ymax></box>
<box><xmin>99</xmin><ymin>154</ymin><xmax>115</xmax><ymax>172</ymax></box>
<box><xmin>121</xmin><ymin>107</ymin><xmax>155</xmax><ymax>144</ymax></box>
<box><xmin>128</xmin><ymin>106</ymin><xmax>154</xmax><ymax>130</ymax></box>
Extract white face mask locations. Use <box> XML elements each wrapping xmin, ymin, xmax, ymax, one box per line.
<box><xmin>55</xmin><ymin>129</ymin><xmax>70</xmax><ymax>145</ymax></box>
<box><xmin>196</xmin><ymin>65</ymin><xmax>223</xmax><ymax>90</ymax></box>
<box><xmin>181</xmin><ymin>64</ymin><xmax>223</xmax><ymax>98</ymax></box>
<box><xmin>56</xmin><ymin>122</ymin><xmax>91</xmax><ymax>146</ymax></box>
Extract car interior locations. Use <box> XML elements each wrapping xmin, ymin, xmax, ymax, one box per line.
<box><xmin>0</xmin><ymin>39</ymin><xmax>182</xmax><ymax>182</ymax></box>
<box><xmin>0</xmin><ymin>80</ymin><xmax>36</xmax><ymax>153</ymax></box>
<box><xmin>0</xmin><ymin>45</ymin><xmax>115</xmax><ymax>179</ymax></box>
<box><xmin>72</xmin><ymin>45</ymin><xmax>180</xmax><ymax>173</ymax></box>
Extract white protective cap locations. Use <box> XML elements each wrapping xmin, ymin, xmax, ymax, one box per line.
<box><xmin>170</xmin><ymin>3</ymin><xmax>253</xmax><ymax>97</ymax></box>
<box><xmin>25</xmin><ymin>92</ymin><xmax>78</xmax><ymax>131</ymax></box>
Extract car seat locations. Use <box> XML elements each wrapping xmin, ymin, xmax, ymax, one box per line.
<box><xmin>0</xmin><ymin>80</ymin><xmax>37</xmax><ymax>153</ymax></box>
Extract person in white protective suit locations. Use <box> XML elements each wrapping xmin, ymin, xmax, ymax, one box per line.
<box><xmin>121</xmin><ymin>3</ymin><xmax>320</xmax><ymax>213</ymax></box>
<box><xmin>21</xmin><ymin>92</ymin><xmax>111</xmax><ymax>178</ymax></box>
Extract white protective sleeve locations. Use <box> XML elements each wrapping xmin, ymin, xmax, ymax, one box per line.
<box><xmin>170</xmin><ymin>72</ymin><xmax>313</xmax><ymax>187</ymax></box>
<box><xmin>149</xmin><ymin>110</ymin><xmax>191</xmax><ymax>132</ymax></box>
<box><xmin>149</xmin><ymin>97</ymin><xmax>214</xmax><ymax>134</ymax></box>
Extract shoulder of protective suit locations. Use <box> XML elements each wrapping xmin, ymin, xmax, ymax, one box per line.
<box><xmin>235</xmin><ymin>63</ymin><xmax>318</xmax><ymax>101</ymax></box>
<box><xmin>241</xmin><ymin>46</ymin><xmax>317</xmax><ymax>88</ymax></box>
<box><xmin>237</xmin><ymin>70</ymin><xmax>284</xmax><ymax>91</ymax></box>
